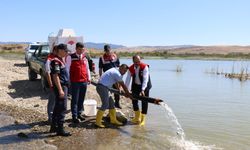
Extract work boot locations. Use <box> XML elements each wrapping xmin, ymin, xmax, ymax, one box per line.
<box><xmin>109</xmin><ymin>109</ymin><xmax>123</xmax><ymax>126</ymax></box>
<box><xmin>139</xmin><ymin>113</ymin><xmax>146</xmax><ymax>126</ymax></box>
<box><xmin>49</xmin><ymin>123</ymin><xmax>57</xmax><ymax>133</ymax></box>
<box><xmin>72</xmin><ymin>117</ymin><xmax>80</xmax><ymax>124</ymax></box>
<box><xmin>131</xmin><ymin>110</ymin><xmax>141</xmax><ymax>124</ymax></box>
<box><xmin>95</xmin><ymin>110</ymin><xmax>105</xmax><ymax>128</ymax></box>
<box><xmin>77</xmin><ymin>115</ymin><xmax>85</xmax><ymax>121</ymax></box>
<box><xmin>57</xmin><ymin>124</ymin><xmax>71</xmax><ymax>136</ymax></box>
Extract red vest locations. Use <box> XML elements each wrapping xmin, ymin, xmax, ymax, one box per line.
<box><xmin>47</xmin><ymin>53</ymin><xmax>55</xmax><ymax>61</ymax></box>
<box><xmin>102</xmin><ymin>53</ymin><xmax>118</xmax><ymax>62</ymax></box>
<box><xmin>100</xmin><ymin>53</ymin><xmax>120</xmax><ymax>72</ymax></box>
<box><xmin>70</xmin><ymin>53</ymin><xmax>89</xmax><ymax>82</ymax></box>
<box><xmin>129</xmin><ymin>62</ymin><xmax>152</xmax><ymax>90</ymax></box>
<box><xmin>129</xmin><ymin>63</ymin><xmax>148</xmax><ymax>76</ymax></box>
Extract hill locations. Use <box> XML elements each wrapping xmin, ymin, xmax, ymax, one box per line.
<box><xmin>115</xmin><ymin>45</ymin><xmax>250</xmax><ymax>55</ymax></box>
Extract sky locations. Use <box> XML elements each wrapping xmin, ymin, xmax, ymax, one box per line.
<box><xmin>1</xmin><ymin>0</ymin><xmax>250</xmax><ymax>46</ymax></box>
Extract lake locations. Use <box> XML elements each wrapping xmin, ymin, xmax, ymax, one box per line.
<box><xmin>93</xmin><ymin>58</ymin><xmax>250</xmax><ymax>150</ymax></box>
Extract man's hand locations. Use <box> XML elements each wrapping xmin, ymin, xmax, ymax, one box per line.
<box><xmin>140</xmin><ymin>90</ymin><xmax>145</xmax><ymax>96</ymax></box>
<box><xmin>59</xmin><ymin>90</ymin><xmax>65</xmax><ymax>99</ymax></box>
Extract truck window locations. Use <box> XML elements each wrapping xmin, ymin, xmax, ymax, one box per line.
<box><xmin>40</xmin><ymin>45</ymin><xmax>50</xmax><ymax>56</ymax></box>
<box><xmin>38</xmin><ymin>45</ymin><xmax>50</xmax><ymax>59</ymax></box>
<box><xmin>33</xmin><ymin>47</ymin><xmax>41</xmax><ymax>57</ymax></box>
<box><xmin>29</xmin><ymin>45</ymin><xmax>40</xmax><ymax>52</ymax></box>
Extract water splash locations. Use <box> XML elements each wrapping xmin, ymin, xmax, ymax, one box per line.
<box><xmin>159</xmin><ymin>102</ymin><xmax>222</xmax><ymax>150</ymax></box>
<box><xmin>168</xmin><ymin>137</ymin><xmax>223</xmax><ymax>150</ymax></box>
<box><xmin>159</xmin><ymin>102</ymin><xmax>185</xmax><ymax>140</ymax></box>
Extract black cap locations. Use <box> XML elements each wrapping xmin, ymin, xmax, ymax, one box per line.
<box><xmin>57</xmin><ymin>43</ymin><xmax>69</xmax><ymax>51</ymax></box>
<box><xmin>76</xmin><ymin>42</ymin><xmax>84</xmax><ymax>48</ymax></box>
<box><xmin>104</xmin><ymin>44</ymin><xmax>111</xmax><ymax>51</ymax></box>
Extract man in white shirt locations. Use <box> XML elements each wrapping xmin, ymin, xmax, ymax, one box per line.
<box><xmin>95</xmin><ymin>64</ymin><xmax>131</xmax><ymax>128</ymax></box>
<box><xmin>125</xmin><ymin>55</ymin><xmax>152</xmax><ymax>126</ymax></box>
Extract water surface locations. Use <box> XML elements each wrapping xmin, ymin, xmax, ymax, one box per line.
<box><xmin>93</xmin><ymin>58</ymin><xmax>250</xmax><ymax>150</ymax></box>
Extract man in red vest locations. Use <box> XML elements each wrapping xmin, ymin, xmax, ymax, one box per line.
<box><xmin>125</xmin><ymin>55</ymin><xmax>152</xmax><ymax>126</ymax></box>
<box><xmin>67</xmin><ymin>42</ymin><xmax>91</xmax><ymax>123</ymax></box>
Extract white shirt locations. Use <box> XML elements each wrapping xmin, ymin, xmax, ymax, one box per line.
<box><xmin>45</xmin><ymin>59</ymin><xmax>52</xmax><ymax>73</ymax></box>
<box><xmin>125</xmin><ymin>65</ymin><xmax>149</xmax><ymax>91</ymax></box>
<box><xmin>99</xmin><ymin>68</ymin><xmax>123</xmax><ymax>88</ymax></box>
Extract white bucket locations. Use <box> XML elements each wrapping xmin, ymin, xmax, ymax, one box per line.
<box><xmin>84</xmin><ymin>99</ymin><xmax>97</xmax><ymax>116</ymax></box>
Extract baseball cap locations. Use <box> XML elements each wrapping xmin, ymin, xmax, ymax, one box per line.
<box><xmin>104</xmin><ymin>44</ymin><xmax>111</xmax><ymax>51</ymax></box>
<box><xmin>57</xmin><ymin>43</ymin><xmax>69</xmax><ymax>52</ymax></box>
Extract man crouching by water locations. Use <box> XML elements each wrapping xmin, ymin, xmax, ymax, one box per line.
<box><xmin>95</xmin><ymin>64</ymin><xmax>132</xmax><ymax>128</ymax></box>
<box><xmin>50</xmin><ymin>43</ymin><xmax>71</xmax><ymax>136</ymax></box>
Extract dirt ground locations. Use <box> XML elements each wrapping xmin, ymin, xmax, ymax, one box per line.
<box><xmin>0</xmin><ymin>54</ymin><xmax>134</xmax><ymax>150</ymax></box>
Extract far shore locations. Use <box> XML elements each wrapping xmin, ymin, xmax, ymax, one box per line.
<box><xmin>1</xmin><ymin>51</ymin><xmax>250</xmax><ymax>62</ymax></box>
<box><xmin>1</xmin><ymin>43</ymin><xmax>250</xmax><ymax>61</ymax></box>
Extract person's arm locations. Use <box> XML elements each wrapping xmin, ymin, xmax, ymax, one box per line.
<box><xmin>45</xmin><ymin>60</ymin><xmax>53</xmax><ymax>89</ymax></box>
<box><xmin>46</xmin><ymin>73</ymin><xmax>53</xmax><ymax>89</ymax></box>
<box><xmin>85</xmin><ymin>53</ymin><xmax>92</xmax><ymax>71</ymax></box>
<box><xmin>53</xmin><ymin>74</ymin><xmax>64</xmax><ymax>98</ymax></box>
<box><xmin>118</xmin><ymin>81</ymin><xmax>132</xmax><ymax>98</ymax></box>
<box><xmin>114</xmin><ymin>83</ymin><xmax>121</xmax><ymax>92</ymax></box>
<box><xmin>45</xmin><ymin>59</ymin><xmax>51</xmax><ymax>73</ymax></box>
<box><xmin>141</xmin><ymin>66</ymin><xmax>149</xmax><ymax>96</ymax></box>
<box><xmin>51</xmin><ymin>61</ymin><xmax>64</xmax><ymax>98</ymax></box>
<box><xmin>125</xmin><ymin>71</ymin><xmax>132</xmax><ymax>91</ymax></box>
<box><xmin>86</xmin><ymin>59</ymin><xmax>91</xmax><ymax>83</ymax></box>
<box><xmin>65</xmin><ymin>55</ymin><xmax>71</xmax><ymax>71</ymax></box>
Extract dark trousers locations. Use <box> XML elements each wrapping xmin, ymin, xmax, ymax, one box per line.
<box><xmin>52</xmin><ymin>85</ymin><xmax>68</xmax><ymax>125</ymax></box>
<box><xmin>71</xmin><ymin>82</ymin><xmax>87</xmax><ymax>118</ymax></box>
<box><xmin>112</xmin><ymin>84</ymin><xmax>120</xmax><ymax>102</ymax></box>
<box><xmin>132</xmin><ymin>84</ymin><xmax>149</xmax><ymax>114</ymax></box>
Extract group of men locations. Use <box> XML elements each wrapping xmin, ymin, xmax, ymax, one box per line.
<box><xmin>45</xmin><ymin>42</ymin><xmax>152</xmax><ymax>136</ymax></box>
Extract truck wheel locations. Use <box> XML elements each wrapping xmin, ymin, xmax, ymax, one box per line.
<box><xmin>41</xmin><ymin>73</ymin><xmax>48</xmax><ymax>91</ymax></box>
<box><xmin>28</xmin><ymin>67</ymin><xmax>37</xmax><ymax>81</ymax></box>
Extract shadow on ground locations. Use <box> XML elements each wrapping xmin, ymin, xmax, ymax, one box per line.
<box><xmin>14</xmin><ymin>63</ymin><xmax>27</xmax><ymax>68</ymax></box>
<box><xmin>8</xmin><ymin>79</ymin><xmax>48</xmax><ymax>100</ymax></box>
<box><xmin>0</xmin><ymin>113</ymin><xmax>49</xmax><ymax>145</ymax></box>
